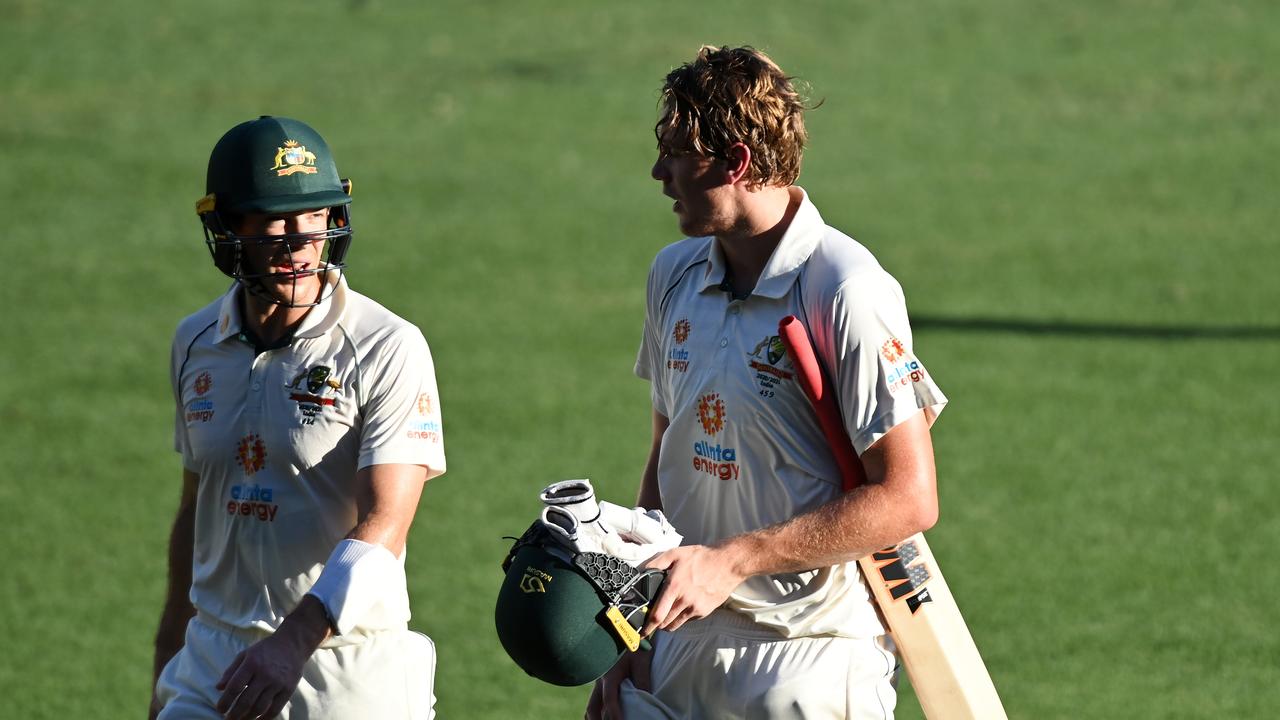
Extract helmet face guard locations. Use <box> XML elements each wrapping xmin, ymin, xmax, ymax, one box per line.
<box><xmin>571</xmin><ymin>550</ymin><xmax>667</xmax><ymax>639</ymax></box>
<box><xmin>199</xmin><ymin>192</ymin><xmax>353</xmax><ymax>308</ymax></box>
<box><xmin>495</xmin><ymin>522</ymin><xmax>666</xmax><ymax>686</ymax></box>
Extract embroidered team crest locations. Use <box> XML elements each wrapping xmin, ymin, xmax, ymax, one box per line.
<box><xmin>285</xmin><ymin>365</ymin><xmax>343</xmax><ymax>425</ymax></box>
<box><xmin>287</xmin><ymin>365</ymin><xmax>342</xmax><ymax>392</ymax></box>
<box><xmin>194</xmin><ymin>371</ymin><xmax>213</xmax><ymax>396</ymax></box>
<box><xmin>305</xmin><ymin>366</ymin><xmax>332</xmax><ymax>393</ymax></box>
<box><xmin>748</xmin><ymin>335</ymin><xmax>788</xmax><ymax>365</ymax></box>
<box><xmin>766</xmin><ymin>336</ymin><xmax>786</xmax><ymax>365</ymax></box>
<box><xmin>270</xmin><ymin>140</ymin><xmax>319</xmax><ymax>176</ymax></box>
<box><xmin>747</xmin><ymin>335</ymin><xmax>794</xmax><ymax>397</ymax></box>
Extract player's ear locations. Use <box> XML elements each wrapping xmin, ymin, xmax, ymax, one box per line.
<box><xmin>723</xmin><ymin>143</ymin><xmax>751</xmax><ymax>185</ymax></box>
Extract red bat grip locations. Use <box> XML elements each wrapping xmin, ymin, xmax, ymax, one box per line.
<box><xmin>778</xmin><ymin>315</ymin><xmax>867</xmax><ymax>493</ymax></box>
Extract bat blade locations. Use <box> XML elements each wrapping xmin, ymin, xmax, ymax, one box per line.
<box><xmin>859</xmin><ymin>534</ymin><xmax>1006</xmax><ymax>720</ymax></box>
<box><xmin>778</xmin><ymin>316</ymin><xmax>1007</xmax><ymax>720</ymax></box>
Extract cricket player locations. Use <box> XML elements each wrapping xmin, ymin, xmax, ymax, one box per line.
<box><xmin>150</xmin><ymin>116</ymin><xmax>445</xmax><ymax>719</ymax></box>
<box><xmin>586</xmin><ymin>47</ymin><xmax>947</xmax><ymax>719</ymax></box>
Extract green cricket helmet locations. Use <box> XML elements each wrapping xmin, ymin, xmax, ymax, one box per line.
<box><xmin>495</xmin><ymin>522</ymin><xmax>666</xmax><ymax>686</ymax></box>
<box><xmin>196</xmin><ymin>116</ymin><xmax>353</xmax><ymax>306</ymax></box>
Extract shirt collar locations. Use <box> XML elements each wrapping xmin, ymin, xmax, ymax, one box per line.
<box><xmin>697</xmin><ymin>186</ymin><xmax>826</xmax><ymax>299</ymax></box>
<box><xmin>212</xmin><ymin>272</ymin><xmax>349</xmax><ymax>344</ymax></box>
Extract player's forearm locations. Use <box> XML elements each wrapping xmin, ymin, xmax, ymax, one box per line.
<box><xmin>721</xmin><ymin>412</ymin><xmax>941</xmax><ymax>577</ymax></box>
<box><xmin>636</xmin><ymin>443</ymin><xmax>663</xmax><ymax>512</ymax></box>
<box><xmin>303</xmin><ymin>464</ymin><xmax>424</xmax><ymax>637</ymax></box>
<box><xmin>716</xmin><ymin>481</ymin><xmax>937</xmax><ymax>578</ymax></box>
<box><xmin>636</xmin><ymin>410</ymin><xmax>668</xmax><ymax>511</ymax></box>
<box><xmin>154</xmin><ymin>472</ymin><xmax>198</xmax><ymax>682</ymax></box>
<box><xmin>346</xmin><ymin>513</ymin><xmax>410</xmax><ymax>555</ymax></box>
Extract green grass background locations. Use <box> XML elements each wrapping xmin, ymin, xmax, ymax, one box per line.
<box><xmin>2</xmin><ymin>1</ymin><xmax>1277</xmax><ymax>717</ymax></box>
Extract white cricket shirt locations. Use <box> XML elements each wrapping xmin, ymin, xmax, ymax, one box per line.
<box><xmin>171</xmin><ymin>275</ymin><xmax>445</xmax><ymax>633</ymax></box>
<box><xmin>635</xmin><ymin>188</ymin><xmax>947</xmax><ymax>639</ymax></box>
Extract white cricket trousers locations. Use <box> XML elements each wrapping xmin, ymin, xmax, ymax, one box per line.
<box><xmin>155</xmin><ymin>612</ymin><xmax>437</xmax><ymax>719</ymax></box>
<box><xmin>620</xmin><ymin>609</ymin><xmax>897</xmax><ymax>719</ymax></box>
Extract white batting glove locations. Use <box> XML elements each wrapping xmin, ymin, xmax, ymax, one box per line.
<box><xmin>538</xmin><ymin>480</ymin><xmax>684</xmax><ymax>566</ymax></box>
<box><xmin>598</xmin><ymin>502</ymin><xmax>682</xmax><ymax>556</ymax></box>
<box><xmin>539</xmin><ymin>479</ymin><xmax>604</xmax><ymax>522</ymax></box>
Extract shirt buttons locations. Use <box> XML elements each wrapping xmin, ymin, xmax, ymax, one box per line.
<box><xmin>729</xmin><ymin>306</ymin><xmax>740</xmax><ymax>315</ymax></box>
<box><xmin>251</xmin><ymin>382</ymin><xmax>261</xmax><ymax>391</ymax></box>
<box><xmin>720</xmin><ymin>338</ymin><xmax>729</xmax><ymax>348</ymax></box>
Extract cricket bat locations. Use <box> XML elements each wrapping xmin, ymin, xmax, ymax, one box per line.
<box><xmin>778</xmin><ymin>315</ymin><xmax>1007</xmax><ymax>720</ymax></box>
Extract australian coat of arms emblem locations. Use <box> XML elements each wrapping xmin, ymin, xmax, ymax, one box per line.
<box><xmin>271</xmin><ymin>140</ymin><xmax>318</xmax><ymax>176</ymax></box>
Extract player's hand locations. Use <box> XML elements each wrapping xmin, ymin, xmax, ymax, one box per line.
<box><xmin>214</xmin><ymin>633</ymin><xmax>310</xmax><ymax>720</ymax></box>
<box><xmin>585</xmin><ymin>647</ymin><xmax>653</xmax><ymax>720</ymax></box>
<box><xmin>641</xmin><ymin>544</ymin><xmax>745</xmax><ymax>634</ymax></box>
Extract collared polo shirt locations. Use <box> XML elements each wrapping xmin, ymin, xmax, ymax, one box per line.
<box><xmin>635</xmin><ymin>188</ymin><xmax>946</xmax><ymax>639</ymax></box>
<box><xmin>171</xmin><ymin>275</ymin><xmax>445</xmax><ymax>633</ymax></box>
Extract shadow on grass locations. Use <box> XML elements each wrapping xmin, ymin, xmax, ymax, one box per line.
<box><xmin>913</xmin><ymin>315</ymin><xmax>1280</xmax><ymax>341</ymax></box>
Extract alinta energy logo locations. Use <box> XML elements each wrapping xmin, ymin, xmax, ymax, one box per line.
<box><xmin>406</xmin><ymin>392</ymin><xmax>442</xmax><ymax>443</ymax></box>
<box><xmin>227</xmin><ymin>483</ymin><xmax>278</xmax><ymax>523</ymax></box>
<box><xmin>673</xmin><ymin>319</ymin><xmax>691</xmax><ymax>344</ymax></box>
<box><xmin>880</xmin><ymin>337</ymin><xmax>926</xmax><ymax>394</ymax></box>
<box><xmin>692</xmin><ymin>392</ymin><xmax>739</xmax><ymax>481</ymax></box>
<box><xmin>696</xmin><ymin>392</ymin><xmax>725</xmax><ymax>435</ymax></box>
<box><xmin>186</xmin><ymin>371</ymin><xmax>215</xmax><ymax>423</ymax></box>
<box><xmin>235</xmin><ymin>433</ymin><xmax>267</xmax><ymax>476</ymax></box>
<box><xmin>880</xmin><ymin>338</ymin><xmax>908</xmax><ymax>364</ymax></box>
<box><xmin>668</xmin><ymin>318</ymin><xmax>692</xmax><ymax>372</ymax></box>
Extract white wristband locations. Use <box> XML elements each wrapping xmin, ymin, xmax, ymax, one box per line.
<box><xmin>306</xmin><ymin>539</ymin><xmax>403</xmax><ymax>636</ymax></box>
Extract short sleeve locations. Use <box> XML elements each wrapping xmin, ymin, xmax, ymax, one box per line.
<box><xmin>170</xmin><ymin>335</ymin><xmax>196</xmax><ymax>469</ymax></box>
<box><xmin>830</xmin><ymin>271</ymin><xmax>947</xmax><ymax>455</ymax></box>
<box><xmin>357</xmin><ymin>327</ymin><xmax>446</xmax><ymax>478</ymax></box>
<box><xmin>634</xmin><ymin>262</ymin><xmax>669</xmax><ymax>417</ymax></box>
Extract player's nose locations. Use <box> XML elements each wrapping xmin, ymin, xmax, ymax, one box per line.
<box><xmin>651</xmin><ymin>155</ymin><xmax>670</xmax><ymax>183</ymax></box>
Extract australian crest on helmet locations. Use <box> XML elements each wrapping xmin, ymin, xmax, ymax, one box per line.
<box><xmin>271</xmin><ymin>140</ymin><xmax>319</xmax><ymax>176</ymax></box>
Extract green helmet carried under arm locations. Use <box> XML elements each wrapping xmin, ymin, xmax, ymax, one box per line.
<box><xmin>495</xmin><ymin>522</ymin><xmax>666</xmax><ymax>687</ymax></box>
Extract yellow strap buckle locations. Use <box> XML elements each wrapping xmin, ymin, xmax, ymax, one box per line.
<box><xmin>605</xmin><ymin>605</ymin><xmax>641</xmax><ymax>652</ymax></box>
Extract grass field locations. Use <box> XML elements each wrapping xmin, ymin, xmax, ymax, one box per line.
<box><xmin>2</xmin><ymin>1</ymin><xmax>1277</xmax><ymax>717</ymax></box>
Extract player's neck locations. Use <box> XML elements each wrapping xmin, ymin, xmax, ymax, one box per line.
<box><xmin>716</xmin><ymin>185</ymin><xmax>799</xmax><ymax>297</ymax></box>
<box><xmin>240</xmin><ymin>289</ymin><xmax>315</xmax><ymax>348</ymax></box>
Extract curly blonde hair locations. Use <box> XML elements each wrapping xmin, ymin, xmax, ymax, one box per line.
<box><xmin>656</xmin><ymin>46</ymin><xmax>808</xmax><ymax>187</ymax></box>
